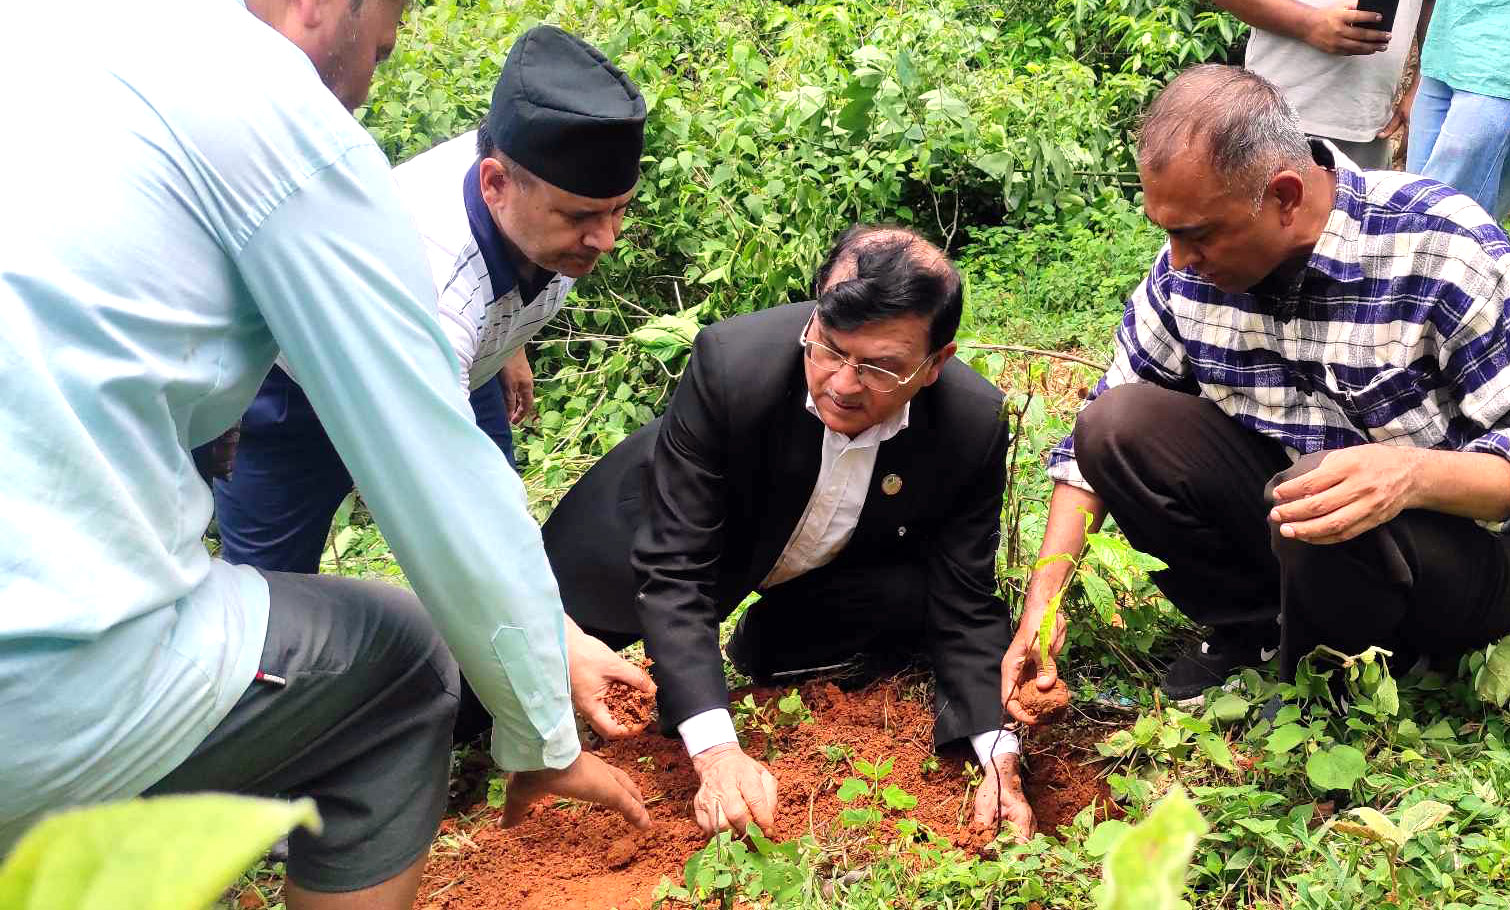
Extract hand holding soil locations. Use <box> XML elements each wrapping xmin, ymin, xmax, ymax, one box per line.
<box><xmin>566</xmin><ymin>622</ymin><xmax>656</xmax><ymax>739</ymax></box>
<box><xmin>1002</xmin><ymin>632</ymin><xmax>1069</xmax><ymax>726</ymax></box>
<box><xmin>503</xmin><ymin>751</ymin><xmax>651</xmax><ymax>830</ymax></box>
<box><xmin>971</xmin><ymin>752</ymin><xmax>1037</xmax><ymax>841</ymax></box>
<box><xmin>1011</xmin><ymin>677</ymin><xmax>1070</xmax><ymax>725</ymax></box>
<box><xmin>689</xmin><ymin>742</ymin><xmax>778</xmax><ymax>836</ymax></box>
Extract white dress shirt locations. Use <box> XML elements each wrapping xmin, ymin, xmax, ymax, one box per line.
<box><xmin>678</xmin><ymin>394</ymin><xmax>1019</xmax><ymax>766</ymax></box>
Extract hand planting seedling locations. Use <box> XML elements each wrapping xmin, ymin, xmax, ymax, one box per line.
<box><xmin>733</xmin><ymin>689</ymin><xmax>815</xmax><ymax>761</ymax></box>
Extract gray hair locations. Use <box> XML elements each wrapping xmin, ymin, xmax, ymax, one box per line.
<box><xmin>1138</xmin><ymin>64</ymin><xmax>1313</xmax><ymax>207</ymax></box>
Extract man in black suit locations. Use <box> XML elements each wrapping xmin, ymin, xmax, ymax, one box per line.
<box><xmin>543</xmin><ymin>226</ymin><xmax>1034</xmax><ymax>838</ymax></box>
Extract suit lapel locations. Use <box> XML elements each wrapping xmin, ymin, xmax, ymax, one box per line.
<box><xmin>748</xmin><ymin>373</ymin><xmax>825</xmax><ymax>582</ymax></box>
<box><xmin>853</xmin><ymin>389</ymin><xmax>935</xmax><ymax>545</ymax></box>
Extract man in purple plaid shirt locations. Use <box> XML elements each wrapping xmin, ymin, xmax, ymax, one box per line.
<box><xmin>1002</xmin><ymin>64</ymin><xmax>1510</xmax><ymax>711</ymax></box>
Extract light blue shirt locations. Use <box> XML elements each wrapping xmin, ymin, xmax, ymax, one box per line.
<box><xmin>0</xmin><ymin>0</ymin><xmax>578</xmax><ymax>848</ymax></box>
<box><xmin>1421</xmin><ymin>0</ymin><xmax>1510</xmax><ymax>101</ymax></box>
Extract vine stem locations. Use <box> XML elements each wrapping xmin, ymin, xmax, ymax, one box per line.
<box><xmin>962</xmin><ymin>342</ymin><xmax>1107</xmax><ymax>371</ymax></box>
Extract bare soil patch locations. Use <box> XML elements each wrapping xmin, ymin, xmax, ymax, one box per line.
<box><xmin>420</xmin><ymin>676</ymin><xmax>1121</xmax><ymax>910</ymax></box>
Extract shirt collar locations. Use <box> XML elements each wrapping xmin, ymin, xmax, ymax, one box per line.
<box><xmin>463</xmin><ymin>158</ymin><xmax>519</xmax><ymax>298</ymax></box>
<box><xmin>804</xmin><ymin>393</ymin><xmax>911</xmax><ymax>448</ymax></box>
<box><xmin>1303</xmin><ymin>138</ymin><xmax>1369</xmax><ymax>286</ymax></box>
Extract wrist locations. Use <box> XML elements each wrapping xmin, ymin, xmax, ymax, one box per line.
<box><xmin>1300</xmin><ymin>8</ymin><xmax>1327</xmax><ymax>48</ymax></box>
<box><xmin>691</xmin><ymin>742</ymin><xmax>743</xmax><ymax>774</ymax></box>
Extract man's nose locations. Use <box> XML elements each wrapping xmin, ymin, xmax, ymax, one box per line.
<box><xmin>1169</xmin><ymin>238</ymin><xmax>1199</xmax><ymax>272</ymax></box>
<box><xmin>583</xmin><ymin>217</ymin><xmax>617</xmax><ymax>253</ymax></box>
<box><xmin>828</xmin><ymin>361</ymin><xmax>865</xmax><ymax>395</ymax></box>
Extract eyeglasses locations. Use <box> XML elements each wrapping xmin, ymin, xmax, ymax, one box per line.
<box><xmin>798</xmin><ymin>315</ymin><xmax>936</xmax><ymax>393</ymax></box>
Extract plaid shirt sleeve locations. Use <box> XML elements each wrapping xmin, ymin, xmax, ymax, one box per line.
<box><xmin>1441</xmin><ymin>266</ymin><xmax>1510</xmax><ymax>461</ymax></box>
<box><xmin>1048</xmin><ymin>247</ymin><xmax>1194</xmax><ymax>492</ymax></box>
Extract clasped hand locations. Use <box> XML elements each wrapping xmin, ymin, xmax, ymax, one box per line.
<box><xmin>1270</xmin><ymin>444</ymin><xmax>1422</xmax><ymax>545</ymax></box>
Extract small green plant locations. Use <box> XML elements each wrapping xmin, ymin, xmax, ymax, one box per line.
<box><xmin>837</xmin><ymin>757</ymin><xmax>918</xmax><ymax>830</ymax></box>
<box><xmin>653</xmin><ymin>824</ymin><xmax>806</xmax><ymax>909</ymax></box>
<box><xmin>1325</xmin><ymin>800</ymin><xmax>1453</xmax><ymax>900</ymax></box>
<box><xmin>486</xmin><ymin>774</ymin><xmax>508</xmax><ymax>809</ymax></box>
<box><xmin>637</xmin><ymin>754</ymin><xmax>658</xmax><ymax>773</ymax></box>
<box><xmin>921</xmin><ymin>754</ymin><xmax>942</xmax><ymax>777</ymax></box>
<box><xmin>820</xmin><ymin>742</ymin><xmax>854</xmax><ymax>772</ymax></box>
<box><xmin>733</xmin><ymin>689</ymin><xmax>814</xmax><ymax>761</ymax></box>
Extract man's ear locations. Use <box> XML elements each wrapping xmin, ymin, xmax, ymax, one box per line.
<box><xmin>1269</xmin><ymin>170</ymin><xmax>1306</xmax><ymax>224</ymax></box>
<box><xmin>478</xmin><ymin>155</ymin><xmax>512</xmax><ymax>210</ymax></box>
<box><xmin>922</xmin><ymin>341</ymin><xmax>957</xmax><ymax>386</ymax></box>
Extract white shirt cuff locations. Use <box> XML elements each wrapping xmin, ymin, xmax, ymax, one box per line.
<box><xmin>970</xmin><ymin>729</ymin><xmax>1022</xmax><ymax>767</ymax></box>
<box><xmin>678</xmin><ymin>708</ymin><xmax>739</xmax><ymax>757</ymax></box>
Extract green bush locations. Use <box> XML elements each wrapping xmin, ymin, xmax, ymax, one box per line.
<box><xmin>358</xmin><ymin>0</ymin><xmax>1236</xmax><ymax>469</ymax></box>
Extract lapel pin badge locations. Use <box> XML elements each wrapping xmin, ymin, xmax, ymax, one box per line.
<box><xmin>882</xmin><ymin>473</ymin><xmax>903</xmax><ymax>496</ymax></box>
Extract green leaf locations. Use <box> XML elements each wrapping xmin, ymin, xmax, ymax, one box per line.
<box><xmin>897</xmin><ymin>48</ymin><xmax>919</xmax><ymax>89</ymax></box>
<box><xmin>1399</xmin><ymin>800</ymin><xmax>1452</xmax><ymax>838</ymax></box>
<box><xmin>1207</xmin><ymin>694</ymin><xmax>1249</xmax><ymax>724</ymax></box>
<box><xmin>0</xmin><ymin>795</ymin><xmax>320</xmax><ymax>910</ymax></box>
<box><xmin>1098</xmin><ymin>788</ymin><xmax>1208</xmax><ymax>910</ymax></box>
<box><xmin>1196</xmin><ymin>733</ymin><xmax>1237</xmax><ymax>772</ymax></box>
<box><xmin>1372</xmin><ymin>673</ymin><xmax>1399</xmax><ymax>716</ymax></box>
<box><xmin>836</xmin><ymin>777</ymin><xmax>869</xmax><ymax>803</ymax></box>
<box><xmin>1264</xmin><ymin>723</ymin><xmax>1310</xmax><ymax>756</ymax></box>
<box><xmin>1085</xmin><ymin>819</ymin><xmax>1130</xmax><ymax>857</ymax></box>
<box><xmin>974</xmin><ymin>151</ymin><xmax>1014</xmax><ymax>179</ymax></box>
<box><xmin>1333</xmin><ymin>807</ymin><xmax>1406</xmax><ymax>850</ymax></box>
<box><xmin>836</xmin><ymin>81</ymin><xmax>877</xmax><ymax>136</ymax></box>
<box><xmin>881</xmin><ymin>784</ymin><xmax>917</xmax><ymax>811</ymax></box>
<box><xmin>1306</xmin><ymin>744</ymin><xmax>1367</xmax><ymax>792</ymax></box>
<box><xmin>1474</xmin><ymin>635</ymin><xmax>1510</xmax><ymax>707</ymax></box>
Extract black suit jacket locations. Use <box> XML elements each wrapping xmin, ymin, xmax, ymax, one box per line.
<box><xmin>543</xmin><ymin>302</ymin><xmax>1011</xmax><ymax>745</ymax></box>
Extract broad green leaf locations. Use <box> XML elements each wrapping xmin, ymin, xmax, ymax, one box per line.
<box><xmin>1333</xmin><ymin>807</ymin><xmax>1405</xmax><ymax>850</ymax></box>
<box><xmin>836</xmin><ymin>82</ymin><xmax>877</xmax><ymax>136</ymax></box>
<box><xmin>1098</xmin><ymin>788</ymin><xmax>1208</xmax><ymax>910</ymax></box>
<box><xmin>1399</xmin><ymin>800</ymin><xmax>1452</xmax><ymax>838</ymax></box>
<box><xmin>1207</xmin><ymin>694</ymin><xmax>1249</xmax><ymax>724</ymax></box>
<box><xmin>881</xmin><ymin>784</ymin><xmax>917</xmax><ymax>811</ymax></box>
<box><xmin>1306</xmin><ymin>744</ymin><xmax>1367</xmax><ymax>791</ymax></box>
<box><xmin>1264</xmin><ymin>723</ymin><xmax>1310</xmax><ymax>756</ymax></box>
<box><xmin>0</xmin><ymin>795</ymin><xmax>320</xmax><ymax>910</ymax></box>
<box><xmin>1085</xmin><ymin>819</ymin><xmax>1130</xmax><ymax>857</ymax></box>
<box><xmin>1098</xmin><ymin>730</ymin><xmax>1137</xmax><ymax>758</ymax></box>
<box><xmin>974</xmin><ymin>151</ymin><xmax>1014</xmax><ymax>179</ymax></box>
<box><xmin>1474</xmin><ymin>635</ymin><xmax>1510</xmax><ymax>707</ymax></box>
<box><xmin>1196</xmin><ymin>733</ymin><xmax>1237</xmax><ymax>772</ymax></box>
<box><xmin>836</xmin><ymin>777</ymin><xmax>869</xmax><ymax>803</ymax></box>
<box><xmin>896</xmin><ymin>48</ymin><xmax>919</xmax><ymax>89</ymax></box>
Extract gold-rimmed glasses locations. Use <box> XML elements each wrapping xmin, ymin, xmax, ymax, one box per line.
<box><xmin>797</xmin><ymin>314</ymin><xmax>936</xmax><ymax>393</ymax></box>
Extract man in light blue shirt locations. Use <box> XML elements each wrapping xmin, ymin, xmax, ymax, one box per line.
<box><xmin>0</xmin><ymin>0</ymin><xmax>646</xmax><ymax>905</ymax></box>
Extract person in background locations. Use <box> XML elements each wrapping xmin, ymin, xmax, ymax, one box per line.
<box><xmin>1212</xmin><ymin>0</ymin><xmax>1428</xmax><ymax>170</ymax></box>
<box><xmin>542</xmin><ymin>226</ymin><xmax>1036</xmax><ymax>840</ymax></box>
<box><xmin>212</xmin><ymin>23</ymin><xmax>656</xmax><ymax>744</ymax></box>
<box><xmin>1001</xmin><ymin>65</ymin><xmax>1510</xmax><ymax>719</ymax></box>
<box><xmin>0</xmin><ymin>2</ymin><xmax>647</xmax><ymax>908</ymax></box>
<box><xmin>1407</xmin><ymin>0</ymin><xmax>1510</xmax><ymax>220</ymax></box>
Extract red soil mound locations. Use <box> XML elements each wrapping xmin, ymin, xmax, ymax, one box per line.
<box><xmin>420</xmin><ymin>677</ymin><xmax>1120</xmax><ymax>910</ymax></box>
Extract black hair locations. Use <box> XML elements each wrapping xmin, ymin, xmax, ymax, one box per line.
<box><xmin>812</xmin><ymin>225</ymin><xmax>963</xmax><ymax>352</ymax></box>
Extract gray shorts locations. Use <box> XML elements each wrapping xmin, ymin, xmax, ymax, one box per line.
<box><xmin>146</xmin><ymin>570</ymin><xmax>459</xmax><ymax>892</ymax></box>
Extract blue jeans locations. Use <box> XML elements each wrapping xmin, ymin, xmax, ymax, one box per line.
<box><xmin>1407</xmin><ymin>75</ymin><xmax>1510</xmax><ymax>220</ymax></box>
<box><xmin>213</xmin><ymin>366</ymin><xmax>515</xmax><ymax>574</ymax></box>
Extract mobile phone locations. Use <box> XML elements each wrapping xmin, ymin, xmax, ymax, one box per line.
<box><xmin>1355</xmin><ymin>0</ymin><xmax>1399</xmax><ymax>33</ymax></box>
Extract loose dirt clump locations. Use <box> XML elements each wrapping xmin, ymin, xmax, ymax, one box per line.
<box><xmin>604</xmin><ymin>835</ymin><xmax>639</xmax><ymax>870</ymax></box>
<box><xmin>1014</xmin><ymin>678</ymin><xmax>1071</xmax><ymax>726</ymax></box>
<box><xmin>604</xmin><ymin>681</ymin><xmax>656</xmax><ymax>732</ymax></box>
<box><xmin>418</xmin><ymin>675</ymin><xmax>1121</xmax><ymax>910</ymax></box>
